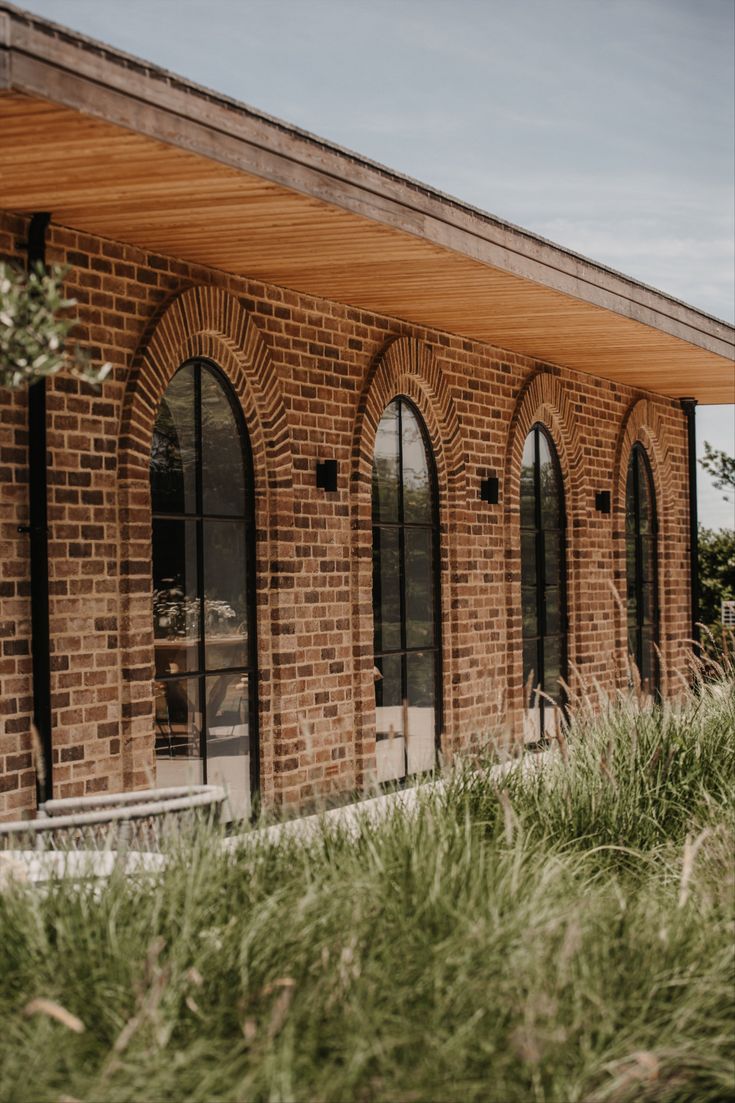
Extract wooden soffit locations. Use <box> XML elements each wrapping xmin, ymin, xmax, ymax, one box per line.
<box><xmin>1</xmin><ymin>3</ymin><xmax>733</xmax><ymax>403</ymax></box>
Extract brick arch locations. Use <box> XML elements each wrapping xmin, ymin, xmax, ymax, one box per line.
<box><xmin>116</xmin><ymin>284</ymin><xmax>292</xmax><ymax>793</ymax></box>
<box><xmin>350</xmin><ymin>336</ymin><xmax>469</xmax><ymax>787</ymax></box>
<box><xmin>612</xmin><ymin>397</ymin><xmax>675</xmax><ymax>689</ymax></box>
<box><xmin>119</xmin><ymin>284</ymin><xmax>291</xmax><ymax>489</ymax></box>
<box><xmin>502</xmin><ymin>369</ymin><xmax>590</xmax><ymax>729</ymax></box>
<box><xmin>351</xmin><ymin>336</ymin><xmax>466</xmax><ymax>503</ymax></box>
<box><xmin>614</xmin><ymin>397</ymin><xmax>674</xmax><ymax>520</ymax></box>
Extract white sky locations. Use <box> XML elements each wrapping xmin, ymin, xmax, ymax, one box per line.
<box><xmin>18</xmin><ymin>0</ymin><xmax>735</xmax><ymax>528</ymax></box>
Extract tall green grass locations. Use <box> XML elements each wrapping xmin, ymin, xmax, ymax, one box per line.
<box><xmin>1</xmin><ymin>675</ymin><xmax>733</xmax><ymax>1103</ymax></box>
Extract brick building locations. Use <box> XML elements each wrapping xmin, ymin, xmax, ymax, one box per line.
<box><xmin>1</xmin><ymin>4</ymin><xmax>733</xmax><ymax>820</ymax></box>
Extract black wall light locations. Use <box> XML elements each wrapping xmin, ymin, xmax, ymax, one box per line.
<box><xmin>316</xmin><ymin>459</ymin><xmax>338</xmax><ymax>492</ymax></box>
<box><xmin>480</xmin><ymin>475</ymin><xmax>500</xmax><ymax>504</ymax></box>
<box><xmin>595</xmin><ymin>490</ymin><xmax>611</xmax><ymax>514</ymax></box>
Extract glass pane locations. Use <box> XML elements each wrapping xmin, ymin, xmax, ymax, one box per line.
<box><xmin>522</xmin><ymin>586</ymin><xmax>537</xmax><ymax>638</ymax></box>
<box><xmin>641</xmin><ymin>536</ymin><xmax>655</xmax><ymax>585</ymax></box>
<box><xmin>538</xmin><ymin>428</ymin><xmax>551</xmax><ymax>468</ymax></box>
<box><xmin>375</xmin><ymin>653</ymin><xmax>404</xmax><ymax>783</ymax></box>
<box><xmin>625</xmin><ymin>461</ymin><xmax>636</xmax><ymax>533</ymax></box>
<box><xmin>521</xmin><ymin>532</ymin><xmax>536</xmax><ymax>589</ymax></box>
<box><xmin>627</xmin><ymin>592</ymin><xmax>638</xmax><ymax>628</ymax></box>
<box><xmin>152</xmin><ymin>519</ymin><xmax>199</xmax><ymax>677</ymax></box>
<box><xmin>406</xmin><ymin>649</ymin><xmax>435</xmax><ymax>708</ymax></box>
<box><xmin>640</xmin><ymin>581</ymin><xmax>654</xmax><ymax>626</ymax></box>
<box><xmin>543</xmin><ymin>634</ymin><xmax>562</xmax><ymax>703</ymax></box>
<box><xmin>154</xmin><ymin>676</ymin><xmax>203</xmax><ymax>788</ymax></box>
<box><xmin>520</xmin><ymin>432</ymin><xmax>536</xmax><ymax>528</ymax></box>
<box><xmin>405</xmin><ymin>528</ymin><xmax>435</xmax><ymax>648</ymax></box>
<box><xmin>373</xmin><ymin>527</ymin><xmax>401</xmax><ymax>652</ymax></box>
<box><xmin>406</xmin><ymin>651</ymin><xmax>435</xmax><ymax>775</ymax></box>
<box><xmin>401</xmin><ymin>403</ymin><xmax>432</xmax><ymax>523</ymax></box>
<box><xmin>523</xmin><ymin>639</ymin><xmax>539</xmax><ymax>706</ymax></box>
<box><xmin>150</xmin><ymin>365</ymin><xmax>196</xmax><ymax>514</ymax></box>
<box><xmin>206</xmin><ymin>672</ymin><xmax>250</xmax><ymax>820</ymax></box>
<box><xmin>201</xmin><ymin>366</ymin><xmax>247</xmax><ymax>517</ymax></box>
<box><xmin>627</xmin><ymin>627</ymin><xmax>639</xmax><ymax>670</ymax></box>
<box><xmin>543</xmin><ymin>705</ymin><xmax>560</xmax><ymax>738</ymax></box>
<box><xmin>544</xmin><ymin>587</ymin><xmax>561</xmax><ymax>638</ymax></box>
<box><xmin>523</xmin><ymin>706</ymin><xmax>541</xmax><ymax>744</ymax></box>
<box><xmin>640</xmin><ymin>629</ymin><xmax>655</xmax><ymax>691</ymax></box>
<box><xmin>372</xmin><ymin>402</ymin><xmax>400</xmax><ymax>524</ymax></box>
<box><xmin>625</xmin><ymin>533</ymin><xmax>637</xmax><ymax>589</ymax></box>
<box><xmin>203</xmin><ymin>521</ymin><xmax>249</xmax><ymax>671</ymax></box>
<box><xmin>539</xmin><ymin>432</ymin><xmax>561</xmax><ymax>530</ymax></box>
<box><xmin>375</xmin><ymin>653</ymin><xmax>403</xmax><ymax>728</ymax></box>
<box><xmin>544</xmin><ymin>531</ymin><xmax>561</xmax><ymax>588</ymax></box>
<box><xmin>637</xmin><ymin>453</ymin><xmax>652</xmax><ymax>534</ymax></box>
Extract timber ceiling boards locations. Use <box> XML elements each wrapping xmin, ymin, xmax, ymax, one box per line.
<box><xmin>0</xmin><ymin>3</ymin><xmax>733</xmax><ymax>403</ymax></box>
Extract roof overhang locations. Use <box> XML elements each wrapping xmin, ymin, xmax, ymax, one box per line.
<box><xmin>1</xmin><ymin>2</ymin><xmax>733</xmax><ymax>403</ymax></box>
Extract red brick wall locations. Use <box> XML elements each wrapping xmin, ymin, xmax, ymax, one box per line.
<box><xmin>0</xmin><ymin>210</ymin><xmax>694</xmax><ymax>818</ymax></box>
<box><xmin>0</xmin><ymin>213</ymin><xmax>35</xmax><ymax>816</ymax></box>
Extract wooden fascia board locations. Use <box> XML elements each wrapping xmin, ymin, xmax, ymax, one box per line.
<box><xmin>2</xmin><ymin>5</ymin><xmax>734</xmax><ymax>367</ymax></box>
<box><xmin>0</xmin><ymin>10</ymin><xmax>10</xmax><ymax>86</ymax></box>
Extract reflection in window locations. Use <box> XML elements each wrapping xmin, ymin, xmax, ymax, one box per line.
<box><xmin>626</xmin><ymin>445</ymin><xmax>659</xmax><ymax>694</ymax></box>
<box><xmin>372</xmin><ymin>398</ymin><xmax>440</xmax><ymax>782</ymax></box>
<box><xmin>520</xmin><ymin>424</ymin><xmax>567</xmax><ymax>740</ymax></box>
<box><xmin>150</xmin><ymin>360</ymin><xmax>256</xmax><ymax>818</ymax></box>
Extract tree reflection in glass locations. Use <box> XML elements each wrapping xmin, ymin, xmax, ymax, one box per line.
<box><xmin>373</xmin><ymin>527</ymin><xmax>401</xmax><ymax>652</ymax></box>
<box><xmin>152</xmin><ymin>518</ymin><xmax>199</xmax><ymax>678</ymax></box>
<box><xmin>372</xmin><ymin>403</ymin><xmax>400</xmax><ymax>524</ymax></box>
<box><xmin>150</xmin><ymin>364</ymin><xmax>196</xmax><ymax>513</ymax></box>
<box><xmin>372</xmin><ymin>398</ymin><xmax>440</xmax><ymax>783</ymax></box>
<box><xmin>153</xmin><ymin>676</ymin><xmax>202</xmax><ymax>785</ymax></box>
<box><xmin>401</xmin><ymin>403</ymin><xmax>432</xmax><ymax>523</ymax></box>
<box><xmin>203</xmin><ymin>521</ymin><xmax>248</xmax><ymax>670</ymax></box>
<box><xmin>201</xmin><ymin>367</ymin><xmax>246</xmax><ymax>516</ymax></box>
<box><xmin>150</xmin><ymin>360</ymin><xmax>256</xmax><ymax>818</ymax></box>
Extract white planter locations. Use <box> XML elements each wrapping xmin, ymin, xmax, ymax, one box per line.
<box><xmin>0</xmin><ymin>784</ymin><xmax>225</xmax><ymax>858</ymax></box>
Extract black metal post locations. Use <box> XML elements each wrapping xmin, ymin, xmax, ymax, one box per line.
<box><xmin>680</xmin><ymin>398</ymin><xmax>699</xmax><ymax>649</ymax></box>
<box><xmin>23</xmin><ymin>213</ymin><xmax>53</xmax><ymax>805</ymax></box>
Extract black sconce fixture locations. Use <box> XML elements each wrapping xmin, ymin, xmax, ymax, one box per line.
<box><xmin>480</xmin><ymin>475</ymin><xmax>499</xmax><ymax>504</ymax></box>
<box><xmin>316</xmin><ymin>459</ymin><xmax>338</xmax><ymax>492</ymax></box>
<box><xmin>595</xmin><ymin>490</ymin><xmax>611</xmax><ymax>514</ymax></box>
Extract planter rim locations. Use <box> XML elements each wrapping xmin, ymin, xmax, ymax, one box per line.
<box><xmin>0</xmin><ymin>785</ymin><xmax>225</xmax><ymax>836</ymax></box>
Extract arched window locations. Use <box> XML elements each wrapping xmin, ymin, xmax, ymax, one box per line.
<box><xmin>150</xmin><ymin>360</ymin><xmax>257</xmax><ymax>818</ymax></box>
<box><xmin>625</xmin><ymin>444</ymin><xmax>659</xmax><ymax>693</ymax></box>
<box><xmin>520</xmin><ymin>424</ymin><xmax>567</xmax><ymax>739</ymax></box>
<box><xmin>372</xmin><ymin>398</ymin><xmax>441</xmax><ymax>782</ymax></box>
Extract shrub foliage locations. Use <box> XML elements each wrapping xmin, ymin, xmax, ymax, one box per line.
<box><xmin>0</xmin><ymin>262</ymin><xmax>110</xmax><ymax>389</ymax></box>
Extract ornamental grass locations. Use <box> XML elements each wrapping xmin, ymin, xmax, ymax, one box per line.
<box><xmin>1</xmin><ymin>666</ymin><xmax>733</xmax><ymax>1102</ymax></box>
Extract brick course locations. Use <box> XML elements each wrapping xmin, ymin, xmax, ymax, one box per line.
<box><xmin>0</xmin><ymin>211</ymin><xmax>693</xmax><ymax>818</ymax></box>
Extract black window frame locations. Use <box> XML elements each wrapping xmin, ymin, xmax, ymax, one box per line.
<box><xmin>625</xmin><ymin>442</ymin><xmax>660</xmax><ymax>695</ymax></box>
<box><xmin>520</xmin><ymin>422</ymin><xmax>568</xmax><ymax>738</ymax></box>
<box><xmin>150</xmin><ymin>357</ymin><xmax>259</xmax><ymax>799</ymax></box>
<box><xmin>371</xmin><ymin>396</ymin><xmax>443</xmax><ymax>779</ymax></box>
